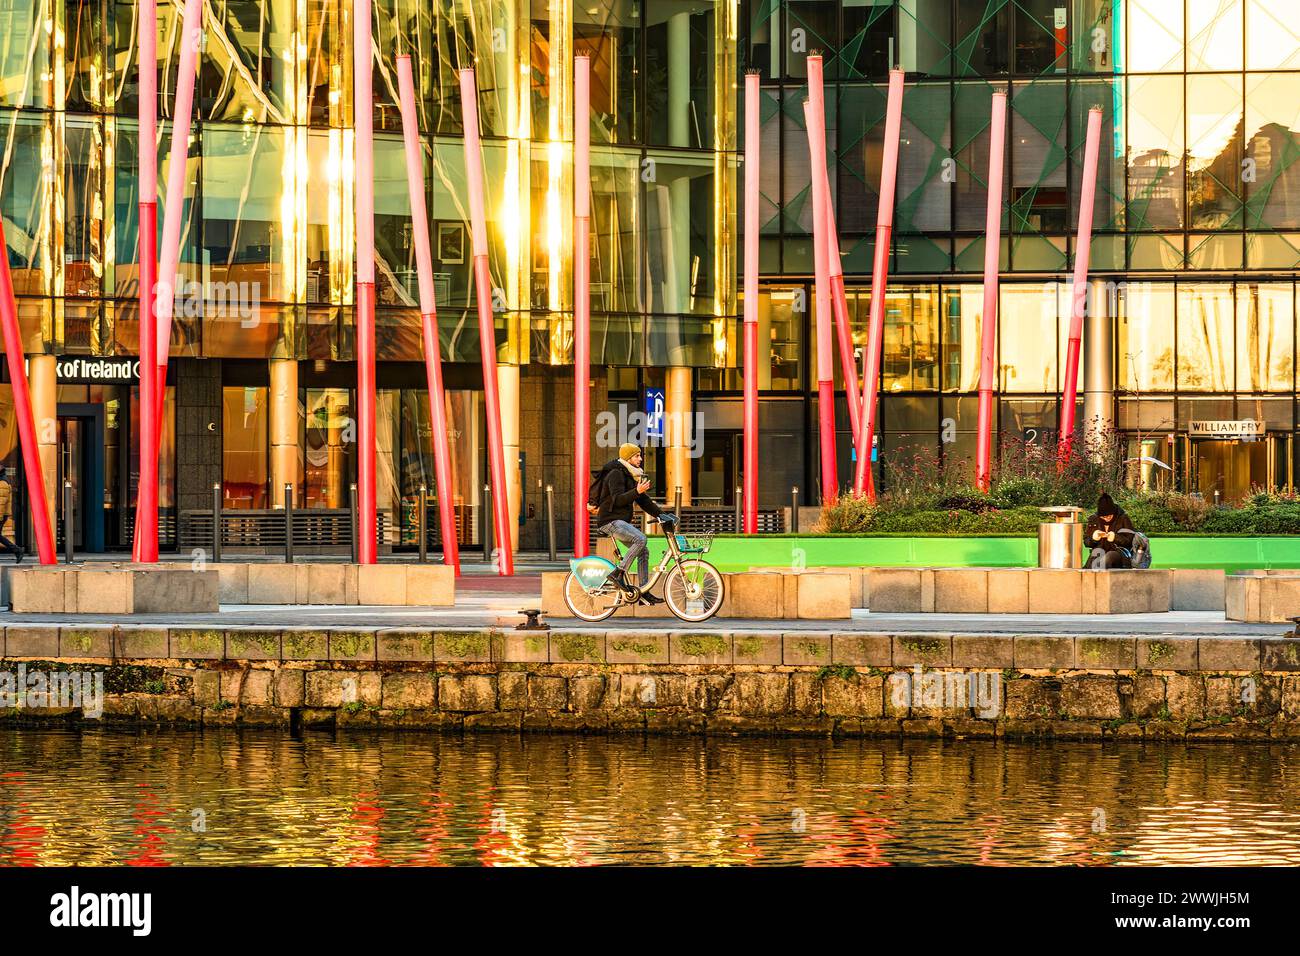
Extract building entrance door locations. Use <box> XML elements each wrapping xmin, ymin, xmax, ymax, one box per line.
<box><xmin>1190</xmin><ymin>433</ymin><xmax>1291</xmax><ymax>503</ymax></box>
<box><xmin>57</xmin><ymin>404</ymin><xmax>106</xmax><ymax>553</ymax></box>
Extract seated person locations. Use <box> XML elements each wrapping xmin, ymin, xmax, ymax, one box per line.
<box><xmin>1084</xmin><ymin>493</ymin><xmax>1134</xmax><ymax>570</ymax></box>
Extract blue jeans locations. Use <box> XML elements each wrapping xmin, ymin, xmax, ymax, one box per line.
<box><xmin>601</xmin><ymin>520</ymin><xmax>648</xmax><ymax>583</ymax></box>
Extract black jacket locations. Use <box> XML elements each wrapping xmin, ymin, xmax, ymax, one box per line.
<box><xmin>1084</xmin><ymin>508</ymin><xmax>1134</xmax><ymax>553</ymax></box>
<box><xmin>593</xmin><ymin>459</ymin><xmax>662</xmax><ymax>527</ymax></box>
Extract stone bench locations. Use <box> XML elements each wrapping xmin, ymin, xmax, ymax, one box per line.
<box><xmin>541</xmin><ymin>569</ymin><xmax>851</xmax><ymax>620</ymax></box>
<box><xmin>1225</xmin><ymin>570</ymin><xmax>1300</xmax><ymax>623</ymax></box>
<box><xmin>217</xmin><ymin>563</ymin><xmax>454</xmax><ymax>606</ymax></box>
<box><xmin>869</xmin><ymin>567</ymin><xmax>1172</xmax><ymax>614</ymax></box>
<box><xmin>8</xmin><ymin>564</ymin><xmax>220</xmax><ymax>614</ymax></box>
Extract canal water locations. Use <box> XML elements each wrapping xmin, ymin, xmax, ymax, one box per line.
<box><xmin>1</xmin><ymin>728</ymin><xmax>1297</xmax><ymax>866</ymax></box>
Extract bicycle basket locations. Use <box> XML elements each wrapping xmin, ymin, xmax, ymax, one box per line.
<box><xmin>674</xmin><ymin>531</ymin><xmax>715</xmax><ymax>554</ymax></box>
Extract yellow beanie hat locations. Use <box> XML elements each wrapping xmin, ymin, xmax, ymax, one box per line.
<box><xmin>619</xmin><ymin>443</ymin><xmax>639</xmax><ymax>461</ymax></box>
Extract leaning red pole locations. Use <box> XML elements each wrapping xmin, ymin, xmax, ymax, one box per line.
<box><xmin>742</xmin><ymin>73</ymin><xmax>760</xmax><ymax>535</ymax></box>
<box><xmin>134</xmin><ymin>0</ymin><xmax>158</xmax><ymax>562</ymax></box>
<box><xmin>825</xmin><ymin>190</ymin><xmax>860</xmax><ymax>443</ymax></box>
<box><xmin>149</xmin><ymin>0</ymin><xmax>202</xmax><ymax>459</ymax></box>
<box><xmin>975</xmin><ymin>92</ymin><xmax>1008</xmax><ymax>493</ymax></box>
<box><xmin>573</xmin><ymin>56</ymin><xmax>592</xmax><ymax>556</ymax></box>
<box><xmin>459</xmin><ymin>68</ymin><xmax>514</xmax><ymax>576</ymax></box>
<box><xmin>1058</xmin><ymin>107</ymin><xmax>1104</xmax><ymax>465</ymax></box>
<box><xmin>0</xmin><ymin>220</ymin><xmax>56</xmax><ymax>564</ymax></box>
<box><xmin>355</xmin><ymin>0</ymin><xmax>378</xmax><ymax>563</ymax></box>
<box><xmin>397</xmin><ymin>55</ymin><xmax>460</xmax><ymax>576</ymax></box>
<box><xmin>854</xmin><ymin>68</ymin><xmax>905</xmax><ymax>498</ymax></box>
<box><xmin>805</xmin><ymin>56</ymin><xmax>837</xmax><ymax>502</ymax></box>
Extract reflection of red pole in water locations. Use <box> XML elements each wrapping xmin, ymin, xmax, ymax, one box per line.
<box><xmin>474</xmin><ymin>801</ymin><xmax>513</xmax><ymax>867</ymax></box>
<box><xmin>734</xmin><ymin>819</ymin><xmax>764</xmax><ymax>865</ymax></box>
<box><xmin>126</xmin><ymin>786</ymin><xmax>174</xmax><ymax>867</ymax></box>
<box><xmin>410</xmin><ymin>793</ymin><xmax>453</xmax><ymax>867</ymax></box>
<box><xmin>807</xmin><ymin>810</ymin><xmax>894</xmax><ymax>867</ymax></box>
<box><xmin>347</xmin><ymin>792</ymin><xmax>388</xmax><ymax>867</ymax></box>
<box><xmin>1</xmin><ymin>771</ymin><xmax>45</xmax><ymax>866</ymax></box>
<box><xmin>977</xmin><ymin>815</ymin><xmax>1005</xmax><ymax>866</ymax></box>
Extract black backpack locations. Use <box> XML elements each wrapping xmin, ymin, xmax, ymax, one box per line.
<box><xmin>587</xmin><ymin>468</ymin><xmax>613</xmax><ymax>512</ymax></box>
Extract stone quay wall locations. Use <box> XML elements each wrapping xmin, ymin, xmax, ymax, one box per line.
<box><xmin>2</xmin><ymin>624</ymin><xmax>1300</xmax><ymax>740</ymax></box>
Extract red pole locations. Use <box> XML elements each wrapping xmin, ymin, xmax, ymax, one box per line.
<box><xmin>826</xmin><ymin>194</ymin><xmax>860</xmax><ymax>445</ymax></box>
<box><xmin>1058</xmin><ymin>107</ymin><xmax>1103</xmax><ymax>466</ymax></box>
<box><xmin>805</xmin><ymin>56</ymin><xmax>837</xmax><ymax>502</ymax></box>
<box><xmin>573</xmin><ymin>56</ymin><xmax>592</xmax><ymax>556</ymax></box>
<box><xmin>397</xmin><ymin>55</ymin><xmax>460</xmax><ymax>575</ymax></box>
<box><xmin>0</xmin><ymin>221</ymin><xmax>56</xmax><ymax>564</ymax></box>
<box><xmin>460</xmin><ymin>68</ymin><xmax>514</xmax><ymax>576</ymax></box>
<box><xmin>355</xmin><ymin>0</ymin><xmax>377</xmax><ymax>563</ymax></box>
<box><xmin>976</xmin><ymin>92</ymin><xmax>1008</xmax><ymax>493</ymax></box>
<box><xmin>854</xmin><ymin>68</ymin><xmax>905</xmax><ymax>498</ymax></box>
<box><xmin>742</xmin><ymin>72</ymin><xmax>760</xmax><ymax>535</ymax></box>
<box><xmin>134</xmin><ymin>0</ymin><xmax>158</xmax><ymax>562</ymax></box>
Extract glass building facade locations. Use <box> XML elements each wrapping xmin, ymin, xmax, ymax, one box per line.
<box><xmin>1</xmin><ymin>0</ymin><xmax>1298</xmax><ymax>552</ymax></box>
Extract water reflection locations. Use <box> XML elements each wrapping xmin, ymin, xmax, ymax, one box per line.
<box><xmin>0</xmin><ymin>730</ymin><xmax>1297</xmax><ymax>867</ymax></box>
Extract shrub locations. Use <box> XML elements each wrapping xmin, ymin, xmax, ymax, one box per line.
<box><xmin>815</xmin><ymin>493</ymin><xmax>877</xmax><ymax>533</ymax></box>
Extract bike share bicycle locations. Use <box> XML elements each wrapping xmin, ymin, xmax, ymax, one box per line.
<box><xmin>563</xmin><ymin>513</ymin><xmax>726</xmax><ymax>623</ymax></box>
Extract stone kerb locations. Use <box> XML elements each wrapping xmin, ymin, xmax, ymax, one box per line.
<box><xmin>868</xmin><ymin>567</ymin><xmax>1173</xmax><ymax>614</ymax></box>
<box><xmin>7</xmin><ymin>565</ymin><xmax>219</xmax><ymax>614</ymax></box>
<box><xmin>218</xmin><ymin>563</ymin><xmax>453</xmax><ymax>607</ymax></box>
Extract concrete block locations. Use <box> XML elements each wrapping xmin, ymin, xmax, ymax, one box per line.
<box><xmin>1198</xmin><ymin>638</ymin><xmax>1260</xmax><ymax>672</ymax></box>
<box><xmin>893</xmin><ymin>636</ymin><xmax>952</xmax><ymax>667</ymax></box>
<box><xmin>405</xmin><ymin>565</ymin><xmax>455</xmax><ymax>606</ymax></box>
<box><xmin>1259</xmin><ymin>576</ymin><xmax>1300</xmax><ymax>624</ymax></box>
<box><xmin>951</xmin><ymin>635</ymin><xmax>1015</xmax><ymax>668</ymax></box>
<box><xmin>169</xmin><ymin>628</ymin><xmax>225</xmax><ymax>660</ymax></box>
<box><xmin>725</xmin><ymin>572</ymin><xmax>784</xmax><ymax>618</ymax></box>
<box><xmin>58</xmin><ymin>627</ymin><xmax>113</xmax><ymax>658</ymax></box>
<box><xmin>328</xmin><ymin>630</ymin><xmax>377</xmax><ymax>662</ymax></box>
<box><xmin>1225</xmin><ymin>573</ymin><xmax>1261</xmax><ymax>622</ymax></box>
<box><xmin>434</xmin><ymin>630</ymin><xmax>492</xmax><ymax>662</ymax></box>
<box><xmin>1170</xmin><ymin>568</ymin><xmax>1226</xmax><ymax>612</ymax></box>
<box><xmin>306</xmin><ymin>564</ymin><xmax>350</xmax><ymax>605</ymax></box>
<box><xmin>933</xmin><ymin>568</ymin><xmax>988</xmax><ymax>614</ymax></box>
<box><xmin>1138</xmin><ymin>637</ymin><xmax>1197</xmax><ymax>671</ymax></box>
<box><xmin>224</xmin><ymin>629</ymin><xmax>282</xmax><ymax>661</ymax></box>
<box><xmin>113</xmin><ymin>628</ymin><xmax>170</xmax><ymax>659</ymax></box>
<box><xmin>670</xmin><ymin>632</ymin><xmax>732</xmax><ymax>665</ymax></box>
<box><xmin>1013</xmin><ymin>635</ymin><xmax>1074</xmax><ymax>670</ymax></box>
<box><xmin>74</xmin><ymin>570</ymin><xmax>133</xmax><ymax>614</ymax></box>
<box><xmin>549</xmin><ymin>631</ymin><xmax>606</xmax><ymax>663</ymax></box>
<box><xmin>606</xmin><ymin>631</ymin><xmax>671</xmax><ymax>664</ymax></box>
<box><xmin>8</xmin><ymin>569</ymin><xmax>68</xmax><ymax>613</ymax></box>
<box><xmin>831</xmin><ymin>633</ymin><xmax>891</xmax><ymax>667</ymax></box>
<box><xmin>1028</xmin><ymin>569</ymin><xmax>1083</xmax><ymax>614</ymax></box>
<box><xmin>869</xmin><ymin>568</ymin><xmax>925</xmax><ymax>613</ymax></box>
<box><xmin>217</xmin><ymin>563</ymin><xmax>249</xmax><ymax>604</ymax></box>
<box><xmin>132</xmin><ymin>567</ymin><xmax>219</xmax><ymax>613</ymax></box>
<box><xmin>1074</xmin><ymin>636</ymin><xmax>1136</xmax><ymax>670</ymax></box>
<box><xmin>495</xmin><ymin>630</ymin><xmax>552</xmax><ymax>663</ymax></box>
<box><xmin>540</xmin><ymin>571</ymin><xmax>568</xmax><ymax>616</ymax></box>
<box><xmin>986</xmin><ymin>569</ymin><xmax>1029</xmax><ymax>614</ymax></box>
<box><xmin>1094</xmin><ymin>570</ymin><xmax>1170</xmax><ymax>614</ymax></box>
<box><xmin>794</xmin><ymin>572</ymin><xmax>852</xmax><ymax>619</ymax></box>
<box><xmin>783</xmin><ymin>632</ymin><xmax>832</xmax><ymax>666</ymax></box>
<box><xmin>357</xmin><ymin>565</ymin><xmax>407</xmax><ymax>606</ymax></box>
<box><xmin>377</xmin><ymin>629</ymin><xmax>434</xmax><ymax>662</ymax></box>
<box><xmin>1261</xmin><ymin>640</ymin><xmax>1300</xmax><ymax>673</ymax></box>
<box><xmin>247</xmin><ymin>564</ymin><xmax>299</xmax><ymax>604</ymax></box>
<box><xmin>732</xmin><ymin>633</ymin><xmax>783</xmax><ymax>665</ymax></box>
<box><xmin>280</xmin><ymin>629</ymin><xmax>329</xmax><ymax>661</ymax></box>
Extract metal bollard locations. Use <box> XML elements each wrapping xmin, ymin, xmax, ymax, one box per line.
<box><xmin>418</xmin><ymin>484</ymin><xmax>428</xmax><ymax>563</ymax></box>
<box><xmin>482</xmin><ymin>483</ymin><xmax>493</xmax><ymax>563</ymax></box>
<box><xmin>734</xmin><ymin>486</ymin><xmax>742</xmax><ymax>533</ymax></box>
<box><xmin>211</xmin><ymin>482</ymin><xmax>222</xmax><ymax>563</ymax></box>
<box><xmin>284</xmin><ymin>482</ymin><xmax>294</xmax><ymax>563</ymax></box>
<box><xmin>545</xmin><ymin>484</ymin><xmax>556</xmax><ymax>561</ymax></box>
<box><xmin>62</xmin><ymin>481</ymin><xmax>75</xmax><ymax>565</ymax></box>
<box><xmin>674</xmin><ymin>485</ymin><xmax>683</xmax><ymax>516</ymax></box>
<box><xmin>791</xmin><ymin>486</ymin><xmax>799</xmax><ymax>533</ymax></box>
<box><xmin>349</xmin><ymin>482</ymin><xmax>359</xmax><ymax>563</ymax></box>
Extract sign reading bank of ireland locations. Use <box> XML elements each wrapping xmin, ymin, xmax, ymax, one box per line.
<box><xmin>1188</xmin><ymin>419</ymin><xmax>1264</xmax><ymax>439</ymax></box>
<box><xmin>55</xmin><ymin>357</ymin><xmax>140</xmax><ymax>384</ymax></box>
<box><xmin>645</xmin><ymin>387</ymin><xmax>665</xmax><ymax>441</ymax></box>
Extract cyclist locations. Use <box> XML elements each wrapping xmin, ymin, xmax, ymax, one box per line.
<box><xmin>589</xmin><ymin>443</ymin><xmax>669</xmax><ymax>605</ymax></box>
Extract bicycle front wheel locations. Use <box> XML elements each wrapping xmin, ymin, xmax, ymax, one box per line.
<box><xmin>663</xmin><ymin>559</ymin><xmax>725</xmax><ymax>623</ymax></box>
<box><xmin>562</xmin><ymin>571</ymin><xmax>623</xmax><ymax>622</ymax></box>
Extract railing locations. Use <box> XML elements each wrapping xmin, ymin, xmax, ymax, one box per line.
<box><xmin>179</xmin><ymin>509</ymin><xmax>387</xmax><ymax>553</ymax></box>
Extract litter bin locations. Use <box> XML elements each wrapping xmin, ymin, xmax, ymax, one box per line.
<box><xmin>1037</xmin><ymin>506</ymin><xmax>1085</xmax><ymax>568</ymax></box>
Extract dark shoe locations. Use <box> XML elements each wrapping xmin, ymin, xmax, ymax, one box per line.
<box><xmin>607</xmin><ymin>568</ymin><xmax>635</xmax><ymax>595</ymax></box>
<box><xmin>639</xmin><ymin>592</ymin><xmax>665</xmax><ymax>607</ymax></box>
<box><xmin>11</xmin><ymin>549</ymin><xmax>20</xmax><ymax>564</ymax></box>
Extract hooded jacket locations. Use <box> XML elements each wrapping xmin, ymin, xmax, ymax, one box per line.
<box><xmin>592</xmin><ymin>458</ymin><xmax>663</xmax><ymax>527</ymax></box>
<box><xmin>1084</xmin><ymin>506</ymin><xmax>1134</xmax><ymax>554</ymax></box>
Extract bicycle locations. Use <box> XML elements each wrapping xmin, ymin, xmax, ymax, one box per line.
<box><xmin>563</xmin><ymin>514</ymin><xmax>726</xmax><ymax>623</ymax></box>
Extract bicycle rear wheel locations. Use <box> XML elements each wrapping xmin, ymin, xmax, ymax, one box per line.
<box><xmin>663</xmin><ymin>559</ymin><xmax>725</xmax><ymax>622</ymax></box>
<box><xmin>563</xmin><ymin>572</ymin><xmax>623</xmax><ymax>622</ymax></box>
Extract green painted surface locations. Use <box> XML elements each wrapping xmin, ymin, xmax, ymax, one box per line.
<box><xmin>645</xmin><ymin>535</ymin><xmax>1300</xmax><ymax>572</ymax></box>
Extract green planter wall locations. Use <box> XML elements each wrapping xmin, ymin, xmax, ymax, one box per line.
<box><xmin>645</xmin><ymin>535</ymin><xmax>1300</xmax><ymax>572</ymax></box>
